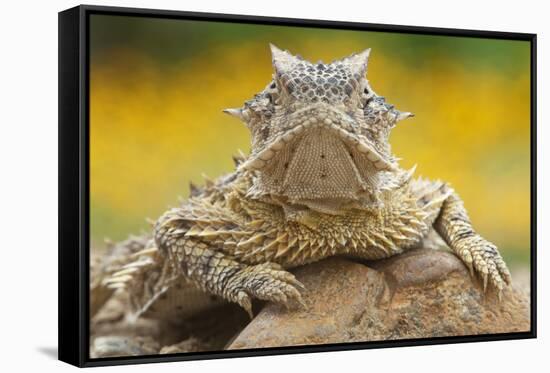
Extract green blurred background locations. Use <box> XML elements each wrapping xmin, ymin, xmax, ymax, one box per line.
<box><xmin>89</xmin><ymin>15</ymin><xmax>531</xmax><ymax>266</ymax></box>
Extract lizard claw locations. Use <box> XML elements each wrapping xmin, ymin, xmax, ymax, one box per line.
<box><xmin>454</xmin><ymin>236</ymin><xmax>511</xmax><ymax>297</ymax></box>
<box><xmin>236</xmin><ymin>290</ymin><xmax>253</xmax><ymax>319</ymax></box>
<box><xmin>226</xmin><ymin>262</ymin><xmax>306</xmax><ymax>312</ymax></box>
<box><xmin>463</xmin><ymin>252</ymin><xmax>475</xmax><ymax>278</ymax></box>
<box><xmin>481</xmin><ymin>270</ymin><xmax>488</xmax><ymax>293</ymax></box>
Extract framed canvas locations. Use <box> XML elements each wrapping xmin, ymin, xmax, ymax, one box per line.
<box><xmin>58</xmin><ymin>4</ymin><xmax>537</xmax><ymax>367</ymax></box>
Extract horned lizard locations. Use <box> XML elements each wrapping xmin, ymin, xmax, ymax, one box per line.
<box><xmin>92</xmin><ymin>45</ymin><xmax>511</xmax><ymax>322</ymax></box>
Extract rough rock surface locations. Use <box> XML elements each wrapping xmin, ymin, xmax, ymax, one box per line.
<box><xmin>229</xmin><ymin>249</ymin><xmax>530</xmax><ymax>349</ymax></box>
<box><xmin>91</xmin><ymin>292</ymin><xmax>249</xmax><ymax>357</ymax></box>
<box><xmin>159</xmin><ymin>337</ymin><xmax>205</xmax><ymax>354</ymax></box>
<box><xmin>91</xmin><ymin>248</ymin><xmax>530</xmax><ymax>356</ymax></box>
<box><xmin>92</xmin><ymin>336</ymin><xmax>160</xmax><ymax>358</ymax></box>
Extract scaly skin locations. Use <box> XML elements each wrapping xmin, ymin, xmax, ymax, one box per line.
<box><xmin>92</xmin><ymin>45</ymin><xmax>511</xmax><ymax>320</ymax></box>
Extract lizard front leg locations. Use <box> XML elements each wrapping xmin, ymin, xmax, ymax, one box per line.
<box><xmin>431</xmin><ymin>185</ymin><xmax>512</xmax><ymax>295</ymax></box>
<box><xmin>154</xmin><ymin>209</ymin><xmax>305</xmax><ymax>316</ymax></box>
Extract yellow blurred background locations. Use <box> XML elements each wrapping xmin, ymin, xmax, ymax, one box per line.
<box><xmin>90</xmin><ymin>15</ymin><xmax>531</xmax><ymax>265</ymax></box>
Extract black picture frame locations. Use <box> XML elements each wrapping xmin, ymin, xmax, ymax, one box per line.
<box><xmin>58</xmin><ymin>4</ymin><xmax>537</xmax><ymax>368</ymax></box>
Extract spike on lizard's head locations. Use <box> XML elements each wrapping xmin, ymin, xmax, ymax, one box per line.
<box><xmin>224</xmin><ymin>45</ymin><xmax>414</xmax><ymax>214</ymax></box>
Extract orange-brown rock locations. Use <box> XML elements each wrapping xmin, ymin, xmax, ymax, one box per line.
<box><xmin>228</xmin><ymin>249</ymin><xmax>530</xmax><ymax>349</ymax></box>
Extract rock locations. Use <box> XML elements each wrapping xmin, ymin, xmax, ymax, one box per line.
<box><xmin>91</xmin><ymin>291</ymin><xmax>166</xmax><ymax>347</ymax></box>
<box><xmin>91</xmin><ymin>336</ymin><xmax>160</xmax><ymax>358</ymax></box>
<box><xmin>159</xmin><ymin>337</ymin><xmax>205</xmax><ymax>354</ymax></box>
<box><xmin>91</xmin><ymin>292</ymin><xmax>249</xmax><ymax>356</ymax></box>
<box><xmin>228</xmin><ymin>249</ymin><xmax>530</xmax><ymax>349</ymax></box>
<box><xmin>157</xmin><ymin>303</ymin><xmax>250</xmax><ymax>352</ymax></box>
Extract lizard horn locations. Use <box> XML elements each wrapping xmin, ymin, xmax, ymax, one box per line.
<box><xmin>340</xmin><ymin>48</ymin><xmax>371</xmax><ymax>78</ymax></box>
<box><xmin>270</xmin><ymin>43</ymin><xmax>300</xmax><ymax>75</ymax></box>
<box><xmin>223</xmin><ymin>107</ymin><xmax>242</xmax><ymax>118</ymax></box>
<box><xmin>396</xmin><ymin>111</ymin><xmax>415</xmax><ymax>122</ymax></box>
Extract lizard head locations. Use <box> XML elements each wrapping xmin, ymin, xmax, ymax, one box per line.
<box><xmin>224</xmin><ymin>45</ymin><xmax>413</xmax><ymax>214</ymax></box>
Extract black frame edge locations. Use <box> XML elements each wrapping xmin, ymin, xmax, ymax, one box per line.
<box><xmin>58</xmin><ymin>5</ymin><xmax>86</xmax><ymax>367</ymax></box>
<box><xmin>529</xmin><ymin>34</ymin><xmax>537</xmax><ymax>338</ymax></box>
<box><xmin>79</xmin><ymin>3</ymin><xmax>535</xmax><ymax>39</ymax></box>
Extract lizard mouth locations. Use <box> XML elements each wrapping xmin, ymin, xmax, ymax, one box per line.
<box><xmin>239</xmin><ymin>105</ymin><xmax>397</xmax><ymax>212</ymax></box>
<box><xmin>239</xmin><ymin>106</ymin><xmax>395</xmax><ymax>173</ymax></box>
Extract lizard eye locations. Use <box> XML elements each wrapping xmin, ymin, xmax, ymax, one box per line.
<box><xmin>266</xmin><ymin>91</ymin><xmax>279</xmax><ymax>106</ymax></box>
<box><xmin>265</xmin><ymin>81</ymin><xmax>282</xmax><ymax>105</ymax></box>
<box><xmin>361</xmin><ymin>87</ymin><xmax>373</xmax><ymax>107</ymax></box>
